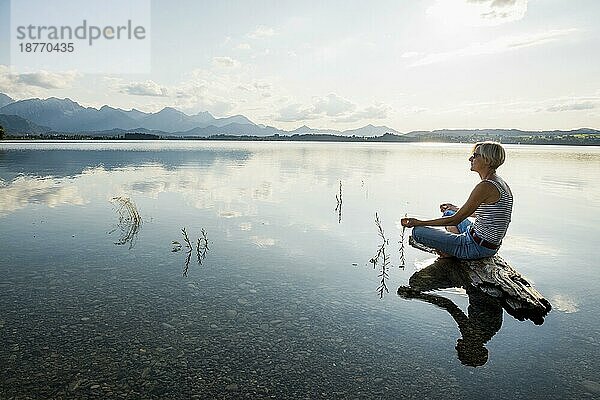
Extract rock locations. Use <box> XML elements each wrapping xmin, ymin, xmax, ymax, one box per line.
<box><xmin>403</xmin><ymin>241</ymin><xmax>552</xmax><ymax>325</ymax></box>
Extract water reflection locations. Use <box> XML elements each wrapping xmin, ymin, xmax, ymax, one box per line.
<box><xmin>0</xmin><ymin>142</ymin><xmax>598</xmax><ymax>397</ymax></box>
<box><xmin>0</xmin><ymin>148</ymin><xmax>252</xmax><ymax>180</ymax></box>
<box><xmin>0</xmin><ymin>175</ymin><xmax>86</xmax><ymax>216</ymax></box>
<box><xmin>398</xmin><ymin>258</ymin><xmax>551</xmax><ymax>367</ymax></box>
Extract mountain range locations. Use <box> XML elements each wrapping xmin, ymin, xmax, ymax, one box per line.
<box><xmin>0</xmin><ymin>93</ymin><xmax>598</xmax><ymax>139</ymax></box>
<box><xmin>0</xmin><ymin>94</ymin><xmax>401</xmax><ymax>137</ymax></box>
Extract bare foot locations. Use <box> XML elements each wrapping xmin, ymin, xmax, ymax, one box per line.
<box><xmin>444</xmin><ymin>226</ymin><xmax>459</xmax><ymax>234</ymax></box>
<box><xmin>436</xmin><ymin>250</ymin><xmax>454</xmax><ymax>259</ymax></box>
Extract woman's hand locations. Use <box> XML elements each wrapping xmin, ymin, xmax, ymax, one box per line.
<box><xmin>440</xmin><ymin>203</ymin><xmax>458</xmax><ymax>212</ymax></box>
<box><xmin>401</xmin><ymin>217</ymin><xmax>421</xmax><ymax>228</ymax></box>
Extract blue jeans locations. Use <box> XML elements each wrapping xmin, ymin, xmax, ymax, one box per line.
<box><xmin>411</xmin><ymin>210</ymin><xmax>497</xmax><ymax>260</ymax></box>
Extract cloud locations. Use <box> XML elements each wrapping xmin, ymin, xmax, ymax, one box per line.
<box><xmin>0</xmin><ymin>66</ymin><xmax>78</xmax><ymax>92</ymax></box>
<box><xmin>237</xmin><ymin>43</ymin><xmax>251</xmax><ymax>50</ymax></box>
<box><xmin>212</xmin><ymin>56</ymin><xmax>239</xmax><ymax>68</ymax></box>
<box><xmin>275</xmin><ymin>94</ymin><xmax>391</xmax><ymax>123</ymax></box>
<box><xmin>0</xmin><ymin>66</ymin><xmax>80</xmax><ymax>98</ymax></box>
<box><xmin>408</xmin><ymin>29</ymin><xmax>578</xmax><ymax>67</ymax></box>
<box><xmin>203</xmin><ymin>100</ymin><xmax>235</xmax><ymax>115</ymax></box>
<box><xmin>248</xmin><ymin>25</ymin><xmax>275</xmax><ymax>39</ymax></box>
<box><xmin>546</xmin><ymin>101</ymin><xmax>596</xmax><ymax>112</ymax></box>
<box><xmin>335</xmin><ymin>103</ymin><xmax>392</xmax><ymax>123</ymax></box>
<box><xmin>121</xmin><ymin>80</ymin><xmax>168</xmax><ymax>97</ymax></box>
<box><xmin>171</xmin><ymin>67</ymin><xmax>264</xmax><ymax>116</ymax></box>
<box><xmin>312</xmin><ymin>94</ymin><xmax>356</xmax><ymax>117</ymax></box>
<box><xmin>428</xmin><ymin>0</ymin><xmax>528</xmax><ymax>27</ymax></box>
<box><xmin>15</xmin><ymin>70</ymin><xmax>79</xmax><ymax>89</ymax></box>
<box><xmin>275</xmin><ymin>103</ymin><xmax>318</xmax><ymax>122</ymax></box>
<box><xmin>434</xmin><ymin>97</ymin><xmax>599</xmax><ymax>117</ymax></box>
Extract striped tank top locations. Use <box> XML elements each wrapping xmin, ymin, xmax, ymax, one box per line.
<box><xmin>473</xmin><ymin>177</ymin><xmax>513</xmax><ymax>245</ymax></box>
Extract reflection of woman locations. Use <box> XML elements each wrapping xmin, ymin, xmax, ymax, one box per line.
<box><xmin>401</xmin><ymin>141</ymin><xmax>513</xmax><ymax>259</ymax></box>
<box><xmin>398</xmin><ymin>259</ymin><xmax>503</xmax><ymax>367</ymax></box>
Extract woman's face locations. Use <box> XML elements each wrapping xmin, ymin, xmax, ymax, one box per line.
<box><xmin>469</xmin><ymin>146</ymin><xmax>485</xmax><ymax>171</ymax></box>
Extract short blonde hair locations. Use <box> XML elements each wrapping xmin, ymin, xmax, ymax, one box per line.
<box><xmin>473</xmin><ymin>141</ymin><xmax>506</xmax><ymax>169</ymax></box>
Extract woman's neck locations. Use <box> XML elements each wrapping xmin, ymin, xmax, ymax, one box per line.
<box><xmin>479</xmin><ymin>168</ymin><xmax>496</xmax><ymax>180</ymax></box>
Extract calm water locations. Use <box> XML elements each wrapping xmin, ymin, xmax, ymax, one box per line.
<box><xmin>0</xmin><ymin>141</ymin><xmax>599</xmax><ymax>399</ymax></box>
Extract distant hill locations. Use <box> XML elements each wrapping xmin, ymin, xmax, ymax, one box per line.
<box><xmin>137</xmin><ymin>107</ymin><xmax>195</xmax><ymax>132</ymax></box>
<box><xmin>290</xmin><ymin>125</ymin><xmax>338</xmax><ymax>134</ymax></box>
<box><xmin>177</xmin><ymin>122</ymin><xmax>281</xmax><ymax>137</ymax></box>
<box><xmin>340</xmin><ymin>124</ymin><xmax>402</xmax><ymax>137</ymax></box>
<box><xmin>0</xmin><ymin>97</ymin><xmax>139</xmax><ymax>132</ymax></box>
<box><xmin>0</xmin><ymin>93</ymin><xmax>14</xmax><ymax>108</ymax></box>
<box><xmin>0</xmin><ymin>96</ymin><xmax>257</xmax><ymax>133</ymax></box>
<box><xmin>0</xmin><ymin>114</ymin><xmax>51</xmax><ymax>134</ymax></box>
<box><xmin>404</xmin><ymin>128</ymin><xmax>600</xmax><ymax>138</ymax></box>
<box><xmin>210</xmin><ymin>114</ymin><xmax>255</xmax><ymax>127</ymax></box>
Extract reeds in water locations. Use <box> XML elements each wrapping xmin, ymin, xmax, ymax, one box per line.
<box><xmin>176</xmin><ymin>227</ymin><xmax>210</xmax><ymax>277</ymax></box>
<box><xmin>197</xmin><ymin>228</ymin><xmax>209</xmax><ymax>265</ymax></box>
<box><xmin>109</xmin><ymin>196</ymin><xmax>142</xmax><ymax>249</ymax></box>
<box><xmin>335</xmin><ymin>180</ymin><xmax>342</xmax><ymax>223</ymax></box>
<box><xmin>370</xmin><ymin>212</ymin><xmax>391</xmax><ymax>299</ymax></box>
<box><xmin>398</xmin><ymin>213</ymin><xmax>407</xmax><ymax>268</ymax></box>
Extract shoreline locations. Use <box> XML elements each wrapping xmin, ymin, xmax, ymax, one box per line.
<box><xmin>3</xmin><ymin>134</ymin><xmax>599</xmax><ymax>146</ymax></box>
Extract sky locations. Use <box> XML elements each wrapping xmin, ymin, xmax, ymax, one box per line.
<box><xmin>0</xmin><ymin>0</ymin><xmax>599</xmax><ymax>132</ymax></box>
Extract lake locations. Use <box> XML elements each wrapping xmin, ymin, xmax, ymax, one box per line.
<box><xmin>0</xmin><ymin>141</ymin><xmax>599</xmax><ymax>399</ymax></box>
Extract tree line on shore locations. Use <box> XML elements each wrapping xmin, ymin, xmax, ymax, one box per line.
<box><xmin>1</xmin><ymin>126</ymin><xmax>598</xmax><ymax>146</ymax></box>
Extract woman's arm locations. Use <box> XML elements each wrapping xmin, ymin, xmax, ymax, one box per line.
<box><xmin>402</xmin><ymin>182</ymin><xmax>496</xmax><ymax>228</ymax></box>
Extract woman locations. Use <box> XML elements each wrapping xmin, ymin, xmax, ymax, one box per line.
<box><xmin>401</xmin><ymin>141</ymin><xmax>513</xmax><ymax>260</ymax></box>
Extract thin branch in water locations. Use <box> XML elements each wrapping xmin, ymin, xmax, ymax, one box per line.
<box><xmin>375</xmin><ymin>212</ymin><xmax>388</xmax><ymax>244</ymax></box>
<box><xmin>196</xmin><ymin>228</ymin><xmax>209</xmax><ymax>265</ymax></box>
<box><xmin>370</xmin><ymin>212</ymin><xmax>391</xmax><ymax>298</ymax></box>
<box><xmin>334</xmin><ymin>180</ymin><xmax>343</xmax><ymax>223</ymax></box>
<box><xmin>183</xmin><ymin>251</ymin><xmax>192</xmax><ymax>277</ymax></box>
<box><xmin>398</xmin><ymin>213</ymin><xmax>407</xmax><ymax>268</ymax></box>
<box><xmin>180</xmin><ymin>228</ymin><xmax>193</xmax><ymax>276</ymax></box>
<box><xmin>181</xmin><ymin>227</ymin><xmax>192</xmax><ymax>249</ymax></box>
<box><xmin>376</xmin><ymin>245</ymin><xmax>390</xmax><ymax>299</ymax></box>
<box><xmin>177</xmin><ymin>227</ymin><xmax>210</xmax><ymax>276</ymax></box>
